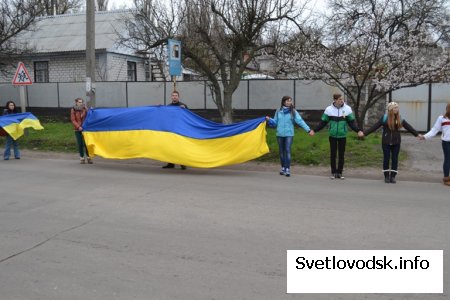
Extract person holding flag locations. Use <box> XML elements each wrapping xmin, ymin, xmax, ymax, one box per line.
<box><xmin>2</xmin><ymin>101</ymin><xmax>20</xmax><ymax>160</ymax></box>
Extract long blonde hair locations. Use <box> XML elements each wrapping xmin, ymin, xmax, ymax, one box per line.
<box><xmin>387</xmin><ymin>102</ymin><xmax>402</xmax><ymax>131</ymax></box>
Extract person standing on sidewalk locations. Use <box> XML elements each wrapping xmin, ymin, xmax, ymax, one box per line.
<box><xmin>314</xmin><ymin>93</ymin><xmax>363</xmax><ymax>179</ymax></box>
<box><xmin>162</xmin><ymin>90</ymin><xmax>188</xmax><ymax>170</ymax></box>
<box><xmin>3</xmin><ymin>101</ymin><xmax>21</xmax><ymax>160</ymax></box>
<box><xmin>363</xmin><ymin>102</ymin><xmax>421</xmax><ymax>183</ymax></box>
<box><xmin>266</xmin><ymin>95</ymin><xmax>314</xmax><ymax>177</ymax></box>
<box><xmin>70</xmin><ymin>98</ymin><xmax>92</xmax><ymax>164</ymax></box>
<box><xmin>420</xmin><ymin>102</ymin><xmax>450</xmax><ymax>186</ymax></box>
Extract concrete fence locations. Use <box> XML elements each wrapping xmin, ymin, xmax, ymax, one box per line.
<box><xmin>1</xmin><ymin>80</ymin><xmax>449</xmax><ymax>131</ymax></box>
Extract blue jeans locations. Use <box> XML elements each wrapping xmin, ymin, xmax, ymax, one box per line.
<box><xmin>4</xmin><ymin>135</ymin><xmax>20</xmax><ymax>159</ymax></box>
<box><xmin>277</xmin><ymin>136</ymin><xmax>293</xmax><ymax>169</ymax></box>
<box><xmin>442</xmin><ymin>140</ymin><xmax>450</xmax><ymax>177</ymax></box>
<box><xmin>382</xmin><ymin>144</ymin><xmax>401</xmax><ymax>171</ymax></box>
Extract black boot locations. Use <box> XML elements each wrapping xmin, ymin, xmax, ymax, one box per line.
<box><xmin>384</xmin><ymin>171</ymin><xmax>390</xmax><ymax>183</ymax></box>
<box><xmin>390</xmin><ymin>171</ymin><xmax>397</xmax><ymax>184</ymax></box>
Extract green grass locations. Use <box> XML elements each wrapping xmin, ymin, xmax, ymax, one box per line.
<box><xmin>0</xmin><ymin>119</ymin><xmax>76</xmax><ymax>152</ymax></box>
<box><xmin>258</xmin><ymin>128</ymin><xmax>406</xmax><ymax>167</ymax></box>
<box><xmin>0</xmin><ymin>121</ymin><xmax>405</xmax><ymax>167</ymax></box>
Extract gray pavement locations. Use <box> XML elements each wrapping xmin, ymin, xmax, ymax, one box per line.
<box><xmin>0</xmin><ymin>155</ymin><xmax>449</xmax><ymax>300</ymax></box>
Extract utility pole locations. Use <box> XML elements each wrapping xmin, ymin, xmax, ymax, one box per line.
<box><xmin>86</xmin><ymin>0</ymin><xmax>96</xmax><ymax>107</ymax></box>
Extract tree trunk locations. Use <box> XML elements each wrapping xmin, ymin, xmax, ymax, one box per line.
<box><xmin>221</xmin><ymin>110</ymin><xmax>233</xmax><ymax>124</ymax></box>
<box><xmin>221</xmin><ymin>90</ymin><xmax>233</xmax><ymax>124</ymax></box>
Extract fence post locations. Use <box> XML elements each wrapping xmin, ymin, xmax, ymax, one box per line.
<box><xmin>204</xmin><ymin>80</ymin><xmax>207</xmax><ymax>109</ymax></box>
<box><xmin>57</xmin><ymin>82</ymin><xmax>60</xmax><ymax>108</ymax></box>
<box><xmin>427</xmin><ymin>82</ymin><xmax>432</xmax><ymax>131</ymax></box>
<box><xmin>125</xmin><ymin>82</ymin><xmax>129</xmax><ymax>107</ymax></box>
<box><xmin>247</xmin><ymin>80</ymin><xmax>250</xmax><ymax>110</ymax></box>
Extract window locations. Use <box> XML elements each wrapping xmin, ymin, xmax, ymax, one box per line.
<box><xmin>34</xmin><ymin>61</ymin><xmax>49</xmax><ymax>83</ymax></box>
<box><xmin>144</xmin><ymin>61</ymin><xmax>150</xmax><ymax>81</ymax></box>
<box><xmin>127</xmin><ymin>61</ymin><xmax>137</xmax><ymax>81</ymax></box>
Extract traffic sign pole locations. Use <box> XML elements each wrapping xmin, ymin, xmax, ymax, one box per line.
<box><xmin>19</xmin><ymin>86</ymin><xmax>26</xmax><ymax>112</ymax></box>
<box><xmin>12</xmin><ymin>62</ymin><xmax>33</xmax><ymax>112</ymax></box>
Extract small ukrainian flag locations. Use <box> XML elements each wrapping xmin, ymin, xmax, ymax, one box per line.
<box><xmin>0</xmin><ymin>112</ymin><xmax>44</xmax><ymax>140</ymax></box>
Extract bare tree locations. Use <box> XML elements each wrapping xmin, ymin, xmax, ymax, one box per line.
<box><xmin>120</xmin><ymin>0</ymin><xmax>302</xmax><ymax>123</ymax></box>
<box><xmin>280</xmin><ymin>0</ymin><xmax>450</xmax><ymax>127</ymax></box>
<box><xmin>0</xmin><ymin>0</ymin><xmax>43</xmax><ymax>73</ymax></box>
<box><xmin>37</xmin><ymin>0</ymin><xmax>83</xmax><ymax>15</ymax></box>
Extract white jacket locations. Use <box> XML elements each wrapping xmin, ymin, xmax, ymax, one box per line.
<box><xmin>424</xmin><ymin>115</ymin><xmax>450</xmax><ymax>141</ymax></box>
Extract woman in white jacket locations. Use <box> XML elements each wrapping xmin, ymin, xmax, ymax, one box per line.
<box><xmin>421</xmin><ymin>102</ymin><xmax>450</xmax><ymax>186</ymax></box>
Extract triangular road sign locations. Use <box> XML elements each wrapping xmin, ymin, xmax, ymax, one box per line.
<box><xmin>12</xmin><ymin>62</ymin><xmax>33</xmax><ymax>85</ymax></box>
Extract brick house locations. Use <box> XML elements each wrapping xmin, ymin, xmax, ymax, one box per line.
<box><xmin>0</xmin><ymin>10</ymin><xmax>148</xmax><ymax>83</ymax></box>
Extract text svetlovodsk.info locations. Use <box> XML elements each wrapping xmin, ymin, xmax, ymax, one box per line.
<box><xmin>287</xmin><ymin>250</ymin><xmax>443</xmax><ymax>293</ymax></box>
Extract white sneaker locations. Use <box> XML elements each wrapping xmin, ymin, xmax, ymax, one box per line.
<box><xmin>279</xmin><ymin>167</ymin><xmax>285</xmax><ymax>175</ymax></box>
<box><xmin>285</xmin><ymin>168</ymin><xmax>291</xmax><ymax>177</ymax></box>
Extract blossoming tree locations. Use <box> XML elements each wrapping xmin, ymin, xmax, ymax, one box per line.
<box><xmin>279</xmin><ymin>0</ymin><xmax>450</xmax><ymax>127</ymax></box>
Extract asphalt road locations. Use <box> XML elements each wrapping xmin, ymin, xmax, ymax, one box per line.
<box><xmin>0</xmin><ymin>157</ymin><xmax>448</xmax><ymax>300</ymax></box>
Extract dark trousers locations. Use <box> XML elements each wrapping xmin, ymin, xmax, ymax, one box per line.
<box><xmin>277</xmin><ymin>136</ymin><xmax>294</xmax><ymax>169</ymax></box>
<box><xmin>75</xmin><ymin>131</ymin><xmax>89</xmax><ymax>158</ymax></box>
<box><xmin>382</xmin><ymin>144</ymin><xmax>401</xmax><ymax>171</ymax></box>
<box><xmin>329</xmin><ymin>137</ymin><xmax>346</xmax><ymax>174</ymax></box>
<box><xmin>442</xmin><ymin>140</ymin><xmax>450</xmax><ymax>177</ymax></box>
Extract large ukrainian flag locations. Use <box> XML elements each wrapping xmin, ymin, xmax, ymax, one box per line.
<box><xmin>82</xmin><ymin>106</ymin><xmax>269</xmax><ymax>168</ymax></box>
<box><xmin>0</xmin><ymin>112</ymin><xmax>44</xmax><ymax>140</ymax></box>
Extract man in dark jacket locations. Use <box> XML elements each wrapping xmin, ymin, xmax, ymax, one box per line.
<box><xmin>162</xmin><ymin>90</ymin><xmax>188</xmax><ymax>169</ymax></box>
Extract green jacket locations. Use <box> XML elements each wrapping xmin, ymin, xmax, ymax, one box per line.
<box><xmin>315</xmin><ymin>103</ymin><xmax>360</xmax><ymax>138</ymax></box>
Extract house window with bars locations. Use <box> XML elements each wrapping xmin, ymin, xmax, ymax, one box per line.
<box><xmin>127</xmin><ymin>61</ymin><xmax>137</xmax><ymax>81</ymax></box>
<box><xmin>34</xmin><ymin>61</ymin><xmax>49</xmax><ymax>83</ymax></box>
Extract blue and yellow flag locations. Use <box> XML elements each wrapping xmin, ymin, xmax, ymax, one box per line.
<box><xmin>82</xmin><ymin>106</ymin><xmax>269</xmax><ymax>168</ymax></box>
<box><xmin>0</xmin><ymin>112</ymin><xmax>44</xmax><ymax>140</ymax></box>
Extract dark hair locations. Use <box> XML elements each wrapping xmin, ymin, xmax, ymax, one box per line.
<box><xmin>172</xmin><ymin>90</ymin><xmax>180</xmax><ymax>96</ymax></box>
<box><xmin>445</xmin><ymin>102</ymin><xmax>450</xmax><ymax>119</ymax></box>
<box><xmin>280</xmin><ymin>95</ymin><xmax>295</xmax><ymax>118</ymax></box>
<box><xmin>280</xmin><ymin>95</ymin><xmax>292</xmax><ymax>107</ymax></box>
<box><xmin>5</xmin><ymin>101</ymin><xmax>18</xmax><ymax>113</ymax></box>
<box><xmin>333</xmin><ymin>93</ymin><xmax>343</xmax><ymax>101</ymax></box>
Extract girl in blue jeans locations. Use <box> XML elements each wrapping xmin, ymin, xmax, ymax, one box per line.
<box><xmin>266</xmin><ymin>96</ymin><xmax>314</xmax><ymax>177</ymax></box>
<box><xmin>3</xmin><ymin>101</ymin><xmax>20</xmax><ymax>160</ymax></box>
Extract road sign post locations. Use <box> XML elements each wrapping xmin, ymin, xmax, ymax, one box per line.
<box><xmin>168</xmin><ymin>39</ymin><xmax>182</xmax><ymax>91</ymax></box>
<box><xmin>12</xmin><ymin>62</ymin><xmax>33</xmax><ymax>112</ymax></box>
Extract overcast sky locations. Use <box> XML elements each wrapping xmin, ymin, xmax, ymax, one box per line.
<box><xmin>107</xmin><ymin>0</ymin><xmax>133</xmax><ymax>10</ymax></box>
<box><xmin>106</xmin><ymin>0</ymin><xmax>327</xmax><ymax>11</ymax></box>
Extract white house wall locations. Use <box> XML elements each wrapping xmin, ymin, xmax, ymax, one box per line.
<box><xmin>106</xmin><ymin>53</ymin><xmax>145</xmax><ymax>81</ymax></box>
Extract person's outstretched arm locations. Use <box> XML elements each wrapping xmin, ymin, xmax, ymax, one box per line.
<box><xmin>314</xmin><ymin>112</ymin><xmax>329</xmax><ymax>132</ymax></box>
<box><xmin>402</xmin><ymin>119</ymin><xmax>419</xmax><ymax>137</ymax></box>
<box><xmin>363</xmin><ymin>117</ymin><xmax>383</xmax><ymax>136</ymax></box>
<box><xmin>423</xmin><ymin>116</ymin><xmax>442</xmax><ymax>139</ymax></box>
<box><xmin>293</xmin><ymin>110</ymin><xmax>311</xmax><ymax>133</ymax></box>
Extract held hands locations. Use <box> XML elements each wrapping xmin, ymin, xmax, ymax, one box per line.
<box><xmin>357</xmin><ymin>131</ymin><xmax>364</xmax><ymax>138</ymax></box>
<box><xmin>308</xmin><ymin>129</ymin><xmax>315</xmax><ymax>136</ymax></box>
<box><xmin>417</xmin><ymin>134</ymin><xmax>425</xmax><ymax>140</ymax></box>
<box><xmin>265</xmin><ymin>116</ymin><xmax>270</xmax><ymax>121</ymax></box>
